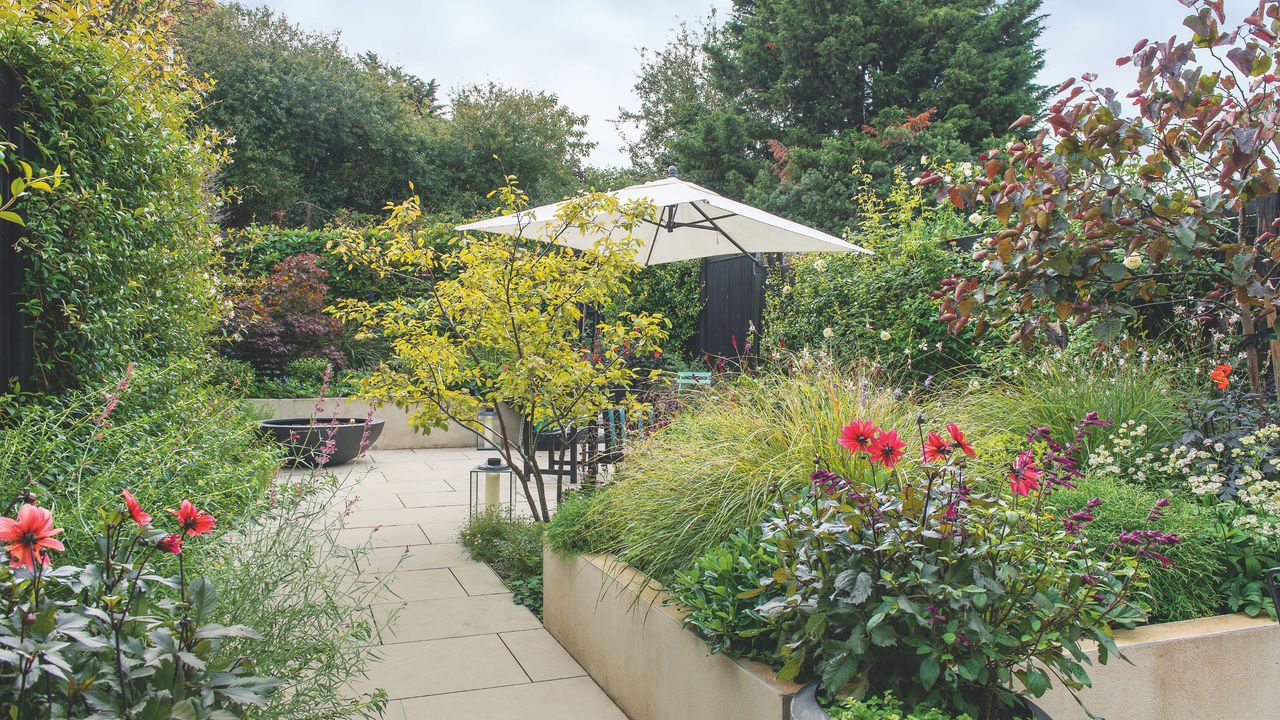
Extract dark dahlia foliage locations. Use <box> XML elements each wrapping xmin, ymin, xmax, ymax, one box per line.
<box><xmin>2</xmin><ymin>3</ymin><xmax>226</xmax><ymax>394</ymax></box>
<box><xmin>223</xmin><ymin>253</ymin><xmax>344</xmax><ymax>373</ymax></box>
<box><xmin>674</xmin><ymin>415</ymin><xmax>1179</xmax><ymax>720</ymax></box>
<box><xmin>0</xmin><ymin>497</ymin><xmax>277</xmax><ymax>718</ymax></box>
<box><xmin>934</xmin><ymin>1</ymin><xmax>1280</xmax><ymax>398</ymax></box>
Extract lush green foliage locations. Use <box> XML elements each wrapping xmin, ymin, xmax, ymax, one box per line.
<box><xmin>829</xmin><ymin>693</ymin><xmax>977</xmax><ymax>720</ymax></box>
<box><xmin>331</xmin><ymin>183</ymin><xmax>668</xmax><ymax>521</ymax></box>
<box><xmin>3</xmin><ymin>2</ymin><xmax>227</xmax><ymax>394</ymax></box>
<box><xmin>676</xmin><ymin>416</ymin><xmax>1169</xmax><ymax>719</ymax></box>
<box><xmin>582</xmin><ymin>364</ymin><xmax>932</xmax><ymax>581</ymax></box>
<box><xmin>181</xmin><ymin>5</ymin><xmax>594</xmax><ymax>225</ymax></box>
<box><xmin>669</xmin><ymin>525</ymin><xmax>778</xmax><ymax>659</ymax></box>
<box><xmin>458</xmin><ymin>509</ymin><xmax>545</xmax><ymax>618</ymax></box>
<box><xmin>621</xmin><ymin>0</ymin><xmax>1047</xmax><ymax>230</ymax></box>
<box><xmin>953</xmin><ymin>354</ymin><xmax>1189</xmax><ymax>462</ymax></box>
<box><xmin>607</xmin><ymin>260</ymin><xmax>703</xmax><ymax>361</ymax></box>
<box><xmin>765</xmin><ymin>166</ymin><xmax>988</xmax><ymax>378</ymax></box>
<box><xmin>0</xmin><ymin>363</ymin><xmax>278</xmax><ymax>565</ymax></box>
<box><xmin>543</xmin><ymin>490</ymin><xmax>599</xmax><ymax>557</ymax></box>
<box><xmin>0</xmin><ymin>496</ymin><xmax>277</xmax><ymax>718</ymax></box>
<box><xmin>208</xmin><ymin>469</ymin><xmax>392</xmax><ymax>720</ymax></box>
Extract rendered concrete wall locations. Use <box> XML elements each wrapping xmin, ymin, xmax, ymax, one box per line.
<box><xmin>545</xmin><ymin>549</ymin><xmax>1280</xmax><ymax>720</ymax></box>
<box><xmin>543</xmin><ymin>550</ymin><xmax>803</xmax><ymax>720</ymax></box>
<box><xmin>1036</xmin><ymin>613</ymin><xmax>1280</xmax><ymax>720</ymax></box>
<box><xmin>249</xmin><ymin>398</ymin><xmax>480</xmax><ymax>450</ymax></box>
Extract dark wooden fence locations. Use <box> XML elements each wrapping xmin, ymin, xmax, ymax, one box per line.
<box><xmin>0</xmin><ymin>64</ymin><xmax>32</xmax><ymax>395</ymax></box>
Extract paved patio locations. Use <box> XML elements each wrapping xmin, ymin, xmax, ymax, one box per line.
<box><xmin>334</xmin><ymin>447</ymin><xmax>627</xmax><ymax>719</ymax></box>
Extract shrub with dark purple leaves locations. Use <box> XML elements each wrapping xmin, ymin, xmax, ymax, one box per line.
<box><xmin>223</xmin><ymin>253</ymin><xmax>344</xmax><ymax>373</ymax></box>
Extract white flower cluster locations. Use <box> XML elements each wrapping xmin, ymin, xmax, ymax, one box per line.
<box><xmin>1086</xmin><ymin>420</ymin><xmax>1156</xmax><ymax>483</ymax></box>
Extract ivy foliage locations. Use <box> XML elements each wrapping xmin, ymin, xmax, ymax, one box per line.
<box><xmin>2</xmin><ymin>1</ymin><xmax>227</xmax><ymax>394</ymax></box>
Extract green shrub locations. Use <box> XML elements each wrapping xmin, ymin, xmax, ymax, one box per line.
<box><xmin>544</xmin><ymin>489</ymin><xmax>599</xmax><ymax>556</ymax></box>
<box><xmin>457</xmin><ymin>509</ymin><xmax>545</xmax><ymax>617</ymax></box>
<box><xmin>1054</xmin><ymin>476</ymin><xmax>1226</xmax><ymax>622</ymax></box>
<box><xmin>584</xmin><ymin>365</ymin><xmax>933</xmax><ymax>581</ymax></box>
<box><xmin>284</xmin><ymin>357</ymin><xmax>332</xmax><ymax>385</ymax></box>
<box><xmin>209</xmin><ymin>355</ymin><xmax>257</xmax><ymax>396</ymax></box>
<box><xmin>0</xmin><ymin>362</ymin><xmax>278</xmax><ymax>565</ymax></box>
<box><xmin>606</xmin><ymin>260</ymin><xmax>702</xmax><ymax>360</ymax></box>
<box><xmin>208</xmin><ymin>469</ymin><xmax>392</xmax><ymax>720</ymax></box>
<box><xmin>763</xmin><ymin>165</ymin><xmax>989</xmax><ymax>381</ymax></box>
<box><xmin>669</xmin><ymin>525</ymin><xmax>779</xmax><ymax>659</ymax></box>
<box><xmin>829</xmin><ymin>694</ymin><xmax>977</xmax><ymax>720</ymax></box>
<box><xmin>2</xmin><ymin>3</ymin><xmax>226</xmax><ymax>394</ymax></box>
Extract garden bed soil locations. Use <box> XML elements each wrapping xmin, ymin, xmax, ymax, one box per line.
<box><xmin>544</xmin><ymin>550</ymin><xmax>1280</xmax><ymax>720</ymax></box>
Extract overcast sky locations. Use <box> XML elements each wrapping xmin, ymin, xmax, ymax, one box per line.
<box><xmin>254</xmin><ymin>0</ymin><xmax>1217</xmax><ymax>168</ymax></box>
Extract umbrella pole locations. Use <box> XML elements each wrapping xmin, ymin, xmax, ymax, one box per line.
<box><xmin>689</xmin><ymin>203</ymin><xmax>763</xmax><ymax>269</ymax></box>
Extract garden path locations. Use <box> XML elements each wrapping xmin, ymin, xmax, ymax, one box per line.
<box><xmin>338</xmin><ymin>447</ymin><xmax>627</xmax><ymax>720</ymax></box>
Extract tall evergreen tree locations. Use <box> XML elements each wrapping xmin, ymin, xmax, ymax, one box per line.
<box><xmin>622</xmin><ymin>0</ymin><xmax>1047</xmax><ymax>231</ymax></box>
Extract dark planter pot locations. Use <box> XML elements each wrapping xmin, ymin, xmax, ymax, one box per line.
<box><xmin>789</xmin><ymin>683</ymin><xmax>1052</xmax><ymax>720</ymax></box>
<box><xmin>259</xmin><ymin>417</ymin><xmax>384</xmax><ymax>467</ymax></box>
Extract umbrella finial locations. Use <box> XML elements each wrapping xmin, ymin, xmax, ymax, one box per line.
<box><xmin>667</xmin><ymin>165</ymin><xmax>678</xmax><ymax>178</ymax></box>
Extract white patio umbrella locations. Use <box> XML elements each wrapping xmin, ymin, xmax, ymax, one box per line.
<box><xmin>456</xmin><ymin>172</ymin><xmax>870</xmax><ymax>266</ymax></box>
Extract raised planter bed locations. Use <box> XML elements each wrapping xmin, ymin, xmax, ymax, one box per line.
<box><xmin>543</xmin><ymin>550</ymin><xmax>803</xmax><ymax>720</ymax></box>
<box><xmin>544</xmin><ymin>550</ymin><xmax>1280</xmax><ymax>720</ymax></box>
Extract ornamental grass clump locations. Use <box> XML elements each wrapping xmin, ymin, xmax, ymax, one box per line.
<box><xmin>674</xmin><ymin>413</ymin><xmax>1179</xmax><ymax>720</ymax></box>
<box><xmin>584</xmin><ymin>365</ymin><xmax>929</xmax><ymax>581</ymax></box>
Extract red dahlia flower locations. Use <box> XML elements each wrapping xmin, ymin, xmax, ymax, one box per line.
<box><xmin>839</xmin><ymin>419</ymin><xmax>879</xmax><ymax>455</ymax></box>
<box><xmin>157</xmin><ymin>533</ymin><xmax>183</xmax><ymax>555</ymax></box>
<box><xmin>0</xmin><ymin>504</ymin><xmax>64</xmax><ymax>572</ymax></box>
<box><xmin>1007</xmin><ymin>450</ymin><xmax>1042</xmax><ymax>496</ymax></box>
<box><xmin>946</xmin><ymin>422</ymin><xmax>975</xmax><ymax>456</ymax></box>
<box><xmin>869</xmin><ymin>429</ymin><xmax>907</xmax><ymax>468</ymax></box>
<box><xmin>169</xmin><ymin>500</ymin><xmax>216</xmax><ymax>537</ymax></box>
<box><xmin>121</xmin><ymin>489</ymin><xmax>151</xmax><ymax>527</ymax></box>
<box><xmin>923</xmin><ymin>432</ymin><xmax>952</xmax><ymax>463</ymax></box>
<box><xmin>1209</xmin><ymin>363</ymin><xmax>1232</xmax><ymax>390</ymax></box>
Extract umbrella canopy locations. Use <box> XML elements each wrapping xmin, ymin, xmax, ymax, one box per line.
<box><xmin>456</xmin><ymin>175</ymin><xmax>870</xmax><ymax>266</ymax></box>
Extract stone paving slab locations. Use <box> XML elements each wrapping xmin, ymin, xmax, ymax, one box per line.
<box><xmin>351</xmin><ymin>449</ymin><xmax>625</xmax><ymax>718</ymax></box>
<box><xmin>372</xmin><ymin>594</ymin><xmax>542</xmax><ymax>644</ymax></box>
<box><xmin>399</xmin><ymin>676</ymin><xmax>629</xmax><ymax>720</ymax></box>
<box><xmin>500</xmin><ymin>629</ymin><xmax>588</xmax><ymax>682</ymax></box>
<box><xmin>355</xmin><ymin>634</ymin><xmax>530</xmax><ymax>699</ymax></box>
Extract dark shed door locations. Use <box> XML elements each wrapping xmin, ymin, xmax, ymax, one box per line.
<box><xmin>699</xmin><ymin>253</ymin><xmax>765</xmax><ymax>359</ymax></box>
<box><xmin>0</xmin><ymin>65</ymin><xmax>31</xmax><ymax>395</ymax></box>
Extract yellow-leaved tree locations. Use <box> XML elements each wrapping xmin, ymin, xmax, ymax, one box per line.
<box><xmin>330</xmin><ymin>179</ymin><xmax>668</xmax><ymax>520</ymax></box>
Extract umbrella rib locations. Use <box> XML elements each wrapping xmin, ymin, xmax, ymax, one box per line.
<box><xmin>689</xmin><ymin>202</ymin><xmax>763</xmax><ymax>268</ymax></box>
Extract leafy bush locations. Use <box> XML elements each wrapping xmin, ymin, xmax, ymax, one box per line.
<box><xmin>0</xmin><ymin>496</ymin><xmax>277</xmax><ymax>717</ymax></box>
<box><xmin>208</xmin><ymin>355</ymin><xmax>257</xmax><ymax>397</ymax></box>
<box><xmin>223</xmin><ymin>253</ymin><xmax>345</xmax><ymax>373</ymax></box>
<box><xmin>606</xmin><ymin>260</ymin><xmax>702</xmax><ymax>361</ymax></box>
<box><xmin>1054</xmin><ymin>474</ymin><xmax>1226</xmax><ymax>622</ymax></box>
<box><xmin>544</xmin><ymin>489</ymin><xmax>599</xmax><ymax>556</ymax></box>
<box><xmin>0</xmin><ymin>363</ymin><xmax>278</xmax><ymax>565</ymax></box>
<box><xmin>458</xmin><ymin>509</ymin><xmax>545</xmax><ymax>617</ymax></box>
<box><xmin>3</xmin><ymin>2</ymin><xmax>227</xmax><ymax>394</ymax></box>
<box><xmin>829</xmin><ymin>693</ymin><xmax>977</xmax><ymax>720</ymax></box>
<box><xmin>669</xmin><ymin>525</ymin><xmax>778</xmax><ymax>659</ymax></box>
<box><xmin>583</xmin><ymin>364</ymin><xmax>933</xmax><ymax>581</ymax></box>
<box><xmin>764</xmin><ymin>165</ymin><xmax>988</xmax><ymax>380</ymax></box>
<box><xmin>680</xmin><ymin>415</ymin><xmax>1175</xmax><ymax>719</ymax></box>
<box><xmin>208</xmin><ymin>468</ymin><xmax>392</xmax><ymax>720</ymax></box>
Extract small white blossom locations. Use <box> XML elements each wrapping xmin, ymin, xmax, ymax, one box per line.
<box><xmin>822</xmin><ymin>327</ymin><xmax>834</xmax><ymax>338</ymax></box>
<box><xmin>1123</xmin><ymin>253</ymin><xmax>1143</xmax><ymax>271</ymax></box>
<box><xmin>968</xmin><ymin>212</ymin><xmax>983</xmax><ymax>226</ymax></box>
<box><xmin>880</xmin><ymin>330</ymin><xmax>892</xmax><ymax>342</ymax></box>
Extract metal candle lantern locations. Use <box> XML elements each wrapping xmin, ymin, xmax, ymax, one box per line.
<box><xmin>469</xmin><ymin>458</ymin><xmax>514</xmax><ymax>517</ymax></box>
<box><xmin>476</xmin><ymin>406</ymin><xmax>499</xmax><ymax>450</ymax></box>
